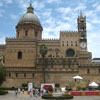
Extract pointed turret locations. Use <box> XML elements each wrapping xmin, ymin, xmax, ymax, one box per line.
<box><xmin>80</xmin><ymin>10</ymin><xmax>83</xmax><ymax>18</ymax></box>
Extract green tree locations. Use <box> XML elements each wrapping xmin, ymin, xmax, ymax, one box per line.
<box><xmin>0</xmin><ymin>67</ymin><xmax>6</xmax><ymax>86</ymax></box>
<box><xmin>39</xmin><ymin>44</ymin><xmax>48</xmax><ymax>83</ymax></box>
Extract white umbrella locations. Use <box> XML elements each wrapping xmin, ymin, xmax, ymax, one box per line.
<box><xmin>89</xmin><ymin>82</ymin><xmax>99</xmax><ymax>87</ymax></box>
<box><xmin>73</xmin><ymin>75</ymin><xmax>83</xmax><ymax>80</ymax></box>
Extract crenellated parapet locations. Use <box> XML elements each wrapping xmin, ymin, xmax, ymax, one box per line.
<box><xmin>41</xmin><ymin>38</ymin><xmax>60</xmax><ymax>43</ymax></box>
<box><xmin>6</xmin><ymin>37</ymin><xmax>16</xmax><ymax>40</ymax></box>
<box><xmin>60</xmin><ymin>30</ymin><xmax>78</xmax><ymax>35</ymax></box>
<box><xmin>42</xmin><ymin>38</ymin><xmax>59</xmax><ymax>41</ymax></box>
<box><xmin>6</xmin><ymin>37</ymin><xmax>36</xmax><ymax>41</ymax></box>
<box><xmin>60</xmin><ymin>31</ymin><xmax>79</xmax><ymax>40</ymax></box>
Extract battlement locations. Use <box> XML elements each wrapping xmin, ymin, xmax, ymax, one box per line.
<box><xmin>6</xmin><ymin>37</ymin><xmax>16</xmax><ymax>40</ymax></box>
<box><xmin>42</xmin><ymin>38</ymin><xmax>59</xmax><ymax>41</ymax></box>
<box><xmin>60</xmin><ymin>31</ymin><xmax>78</xmax><ymax>34</ymax></box>
<box><xmin>60</xmin><ymin>31</ymin><xmax>78</xmax><ymax>37</ymax></box>
<box><xmin>6</xmin><ymin>37</ymin><xmax>36</xmax><ymax>41</ymax></box>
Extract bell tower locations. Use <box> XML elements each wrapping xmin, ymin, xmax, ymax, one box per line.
<box><xmin>16</xmin><ymin>3</ymin><xmax>43</xmax><ymax>40</ymax></box>
<box><xmin>77</xmin><ymin>11</ymin><xmax>87</xmax><ymax>51</ymax></box>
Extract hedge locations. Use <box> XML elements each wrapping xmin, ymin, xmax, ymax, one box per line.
<box><xmin>22</xmin><ymin>83</ymin><xmax>27</xmax><ymax>87</ymax></box>
<box><xmin>0</xmin><ymin>87</ymin><xmax>28</xmax><ymax>91</ymax></box>
<box><xmin>0</xmin><ymin>90</ymin><xmax>8</xmax><ymax>95</ymax></box>
<box><xmin>42</xmin><ymin>95</ymin><xmax>73</xmax><ymax>99</ymax></box>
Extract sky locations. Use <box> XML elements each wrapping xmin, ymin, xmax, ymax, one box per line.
<box><xmin>0</xmin><ymin>0</ymin><xmax>100</xmax><ymax>58</ymax></box>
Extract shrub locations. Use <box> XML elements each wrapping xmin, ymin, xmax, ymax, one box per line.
<box><xmin>0</xmin><ymin>87</ymin><xmax>16</xmax><ymax>90</ymax></box>
<box><xmin>22</xmin><ymin>83</ymin><xmax>27</xmax><ymax>87</ymax></box>
<box><xmin>82</xmin><ymin>88</ymin><xmax>86</xmax><ymax>91</ymax></box>
<box><xmin>97</xmin><ymin>85</ymin><xmax>100</xmax><ymax>90</ymax></box>
<box><xmin>0</xmin><ymin>90</ymin><xmax>8</xmax><ymax>95</ymax></box>
<box><xmin>48</xmin><ymin>87</ymin><xmax>53</xmax><ymax>92</ymax></box>
<box><xmin>55</xmin><ymin>83</ymin><xmax>60</xmax><ymax>88</ymax></box>
<box><xmin>89</xmin><ymin>87</ymin><xmax>97</xmax><ymax>91</ymax></box>
<box><xmin>42</xmin><ymin>94</ymin><xmax>73</xmax><ymax>99</ymax></box>
<box><xmin>65</xmin><ymin>86</ymin><xmax>71</xmax><ymax>91</ymax></box>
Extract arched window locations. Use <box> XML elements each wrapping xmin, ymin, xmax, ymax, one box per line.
<box><xmin>35</xmin><ymin>32</ymin><xmax>38</xmax><ymax>37</ymax></box>
<box><xmin>99</xmin><ymin>69</ymin><xmax>100</xmax><ymax>74</ymax></box>
<box><xmin>16</xmin><ymin>73</ymin><xmax>18</xmax><ymax>77</ymax></box>
<box><xmin>87</xmin><ymin>69</ymin><xmax>90</xmax><ymax>74</ymax></box>
<box><xmin>32</xmin><ymin>73</ymin><xmax>34</xmax><ymax>78</ymax></box>
<box><xmin>18</xmin><ymin>32</ymin><xmax>19</xmax><ymax>37</ymax></box>
<box><xmin>9</xmin><ymin>73</ymin><xmax>11</xmax><ymax>77</ymax></box>
<box><xmin>18</xmin><ymin>51</ymin><xmax>22</xmax><ymax>59</ymax></box>
<box><xmin>75</xmin><ymin>41</ymin><xmax>77</xmax><ymax>46</ymax></box>
<box><xmin>81</xmin><ymin>26</ymin><xmax>84</xmax><ymax>31</ymax></box>
<box><xmin>62</xmin><ymin>41</ymin><xmax>64</xmax><ymax>46</ymax></box>
<box><xmin>71</xmin><ymin>41</ymin><xmax>73</xmax><ymax>46</ymax></box>
<box><xmin>25</xmin><ymin>31</ymin><xmax>28</xmax><ymax>36</ymax></box>
<box><xmin>24</xmin><ymin>73</ymin><xmax>26</xmax><ymax>78</ymax></box>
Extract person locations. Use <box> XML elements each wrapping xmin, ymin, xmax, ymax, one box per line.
<box><xmin>33</xmin><ymin>88</ymin><xmax>35</xmax><ymax>96</ymax></box>
<box><xmin>30</xmin><ymin>89</ymin><xmax>33</xmax><ymax>97</ymax></box>
<box><xmin>22</xmin><ymin>88</ymin><xmax>24</xmax><ymax>94</ymax></box>
<box><xmin>15</xmin><ymin>90</ymin><xmax>18</xmax><ymax>96</ymax></box>
<box><xmin>43</xmin><ymin>89</ymin><xmax>46</xmax><ymax>95</ymax></box>
<box><xmin>18</xmin><ymin>88</ymin><xmax>21</xmax><ymax>94</ymax></box>
<box><xmin>35</xmin><ymin>89</ymin><xmax>39</xmax><ymax>97</ymax></box>
<box><xmin>40</xmin><ymin>89</ymin><xmax>43</xmax><ymax>97</ymax></box>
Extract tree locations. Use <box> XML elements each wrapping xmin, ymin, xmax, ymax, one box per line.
<box><xmin>39</xmin><ymin>44</ymin><xmax>48</xmax><ymax>83</ymax></box>
<box><xmin>0</xmin><ymin>67</ymin><xmax>6</xmax><ymax>86</ymax></box>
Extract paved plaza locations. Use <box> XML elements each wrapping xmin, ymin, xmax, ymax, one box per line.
<box><xmin>0</xmin><ymin>91</ymin><xmax>100</xmax><ymax>100</ymax></box>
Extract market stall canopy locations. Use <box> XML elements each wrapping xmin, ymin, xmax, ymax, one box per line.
<box><xmin>73</xmin><ymin>75</ymin><xmax>83</xmax><ymax>79</ymax></box>
<box><xmin>89</xmin><ymin>82</ymin><xmax>99</xmax><ymax>87</ymax></box>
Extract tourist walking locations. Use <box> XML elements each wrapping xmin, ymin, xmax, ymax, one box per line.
<box><xmin>15</xmin><ymin>90</ymin><xmax>18</xmax><ymax>96</ymax></box>
<box><xmin>30</xmin><ymin>89</ymin><xmax>33</xmax><ymax>97</ymax></box>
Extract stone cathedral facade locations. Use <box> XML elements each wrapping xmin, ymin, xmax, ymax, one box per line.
<box><xmin>0</xmin><ymin>4</ymin><xmax>100</xmax><ymax>87</ymax></box>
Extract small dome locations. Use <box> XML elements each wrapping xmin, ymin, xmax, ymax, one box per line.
<box><xmin>19</xmin><ymin>13</ymin><xmax>40</xmax><ymax>24</ymax></box>
<box><xmin>18</xmin><ymin>4</ymin><xmax>40</xmax><ymax>24</ymax></box>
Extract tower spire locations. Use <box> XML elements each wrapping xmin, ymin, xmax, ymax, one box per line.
<box><xmin>80</xmin><ymin>10</ymin><xmax>83</xmax><ymax>18</ymax></box>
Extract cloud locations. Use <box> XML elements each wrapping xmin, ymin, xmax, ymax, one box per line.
<box><xmin>46</xmin><ymin>0</ymin><xmax>61</xmax><ymax>4</ymax></box>
<box><xmin>88</xmin><ymin>31</ymin><xmax>100</xmax><ymax>58</ymax></box>
<box><xmin>0</xmin><ymin>9</ymin><xmax>5</xmax><ymax>17</ymax></box>
<box><xmin>91</xmin><ymin>19</ymin><xmax>100</xmax><ymax>24</ymax></box>
<box><xmin>87</xmin><ymin>23</ymin><xmax>94</xmax><ymax>31</ymax></box>
<box><xmin>42</xmin><ymin>18</ymin><xmax>71</xmax><ymax>39</ymax></box>
<box><xmin>33</xmin><ymin>1</ymin><xmax>45</xmax><ymax>10</ymax></box>
<box><xmin>0</xmin><ymin>36</ymin><xmax>5</xmax><ymax>44</ymax></box>
<box><xmin>5</xmin><ymin>0</ymin><xmax>13</xmax><ymax>4</ymax></box>
<box><xmin>0</xmin><ymin>2</ymin><xmax>3</xmax><ymax>7</ymax></box>
<box><xmin>85</xmin><ymin>10</ymin><xmax>94</xmax><ymax>17</ymax></box>
<box><xmin>57</xmin><ymin>7</ymin><xmax>72</xmax><ymax>14</ymax></box>
<box><xmin>74</xmin><ymin>3</ymin><xmax>86</xmax><ymax>11</ymax></box>
<box><xmin>10</xmin><ymin>14</ymin><xmax>18</xmax><ymax>20</ymax></box>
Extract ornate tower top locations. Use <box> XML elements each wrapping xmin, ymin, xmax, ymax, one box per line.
<box><xmin>27</xmin><ymin>2</ymin><xmax>34</xmax><ymax>13</ymax></box>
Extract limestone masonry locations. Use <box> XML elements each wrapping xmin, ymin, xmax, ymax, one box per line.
<box><xmin>0</xmin><ymin>4</ymin><xmax>100</xmax><ymax>87</ymax></box>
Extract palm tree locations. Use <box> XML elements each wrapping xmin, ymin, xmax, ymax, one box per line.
<box><xmin>39</xmin><ymin>44</ymin><xmax>48</xmax><ymax>83</ymax></box>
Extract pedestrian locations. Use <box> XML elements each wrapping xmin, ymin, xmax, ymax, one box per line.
<box><xmin>22</xmin><ymin>88</ymin><xmax>24</xmax><ymax>94</ymax></box>
<box><xmin>35</xmin><ymin>89</ymin><xmax>39</xmax><ymax>97</ymax></box>
<box><xmin>18</xmin><ymin>88</ymin><xmax>21</xmax><ymax>94</ymax></box>
<box><xmin>30</xmin><ymin>89</ymin><xmax>33</xmax><ymax>97</ymax></box>
<box><xmin>15</xmin><ymin>90</ymin><xmax>18</xmax><ymax>96</ymax></box>
<box><xmin>33</xmin><ymin>88</ymin><xmax>35</xmax><ymax>96</ymax></box>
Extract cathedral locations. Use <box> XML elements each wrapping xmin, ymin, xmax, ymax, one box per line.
<box><xmin>0</xmin><ymin>4</ymin><xmax>100</xmax><ymax>87</ymax></box>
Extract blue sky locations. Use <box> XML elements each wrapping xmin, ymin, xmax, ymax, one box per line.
<box><xmin>0</xmin><ymin>0</ymin><xmax>100</xmax><ymax>58</ymax></box>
